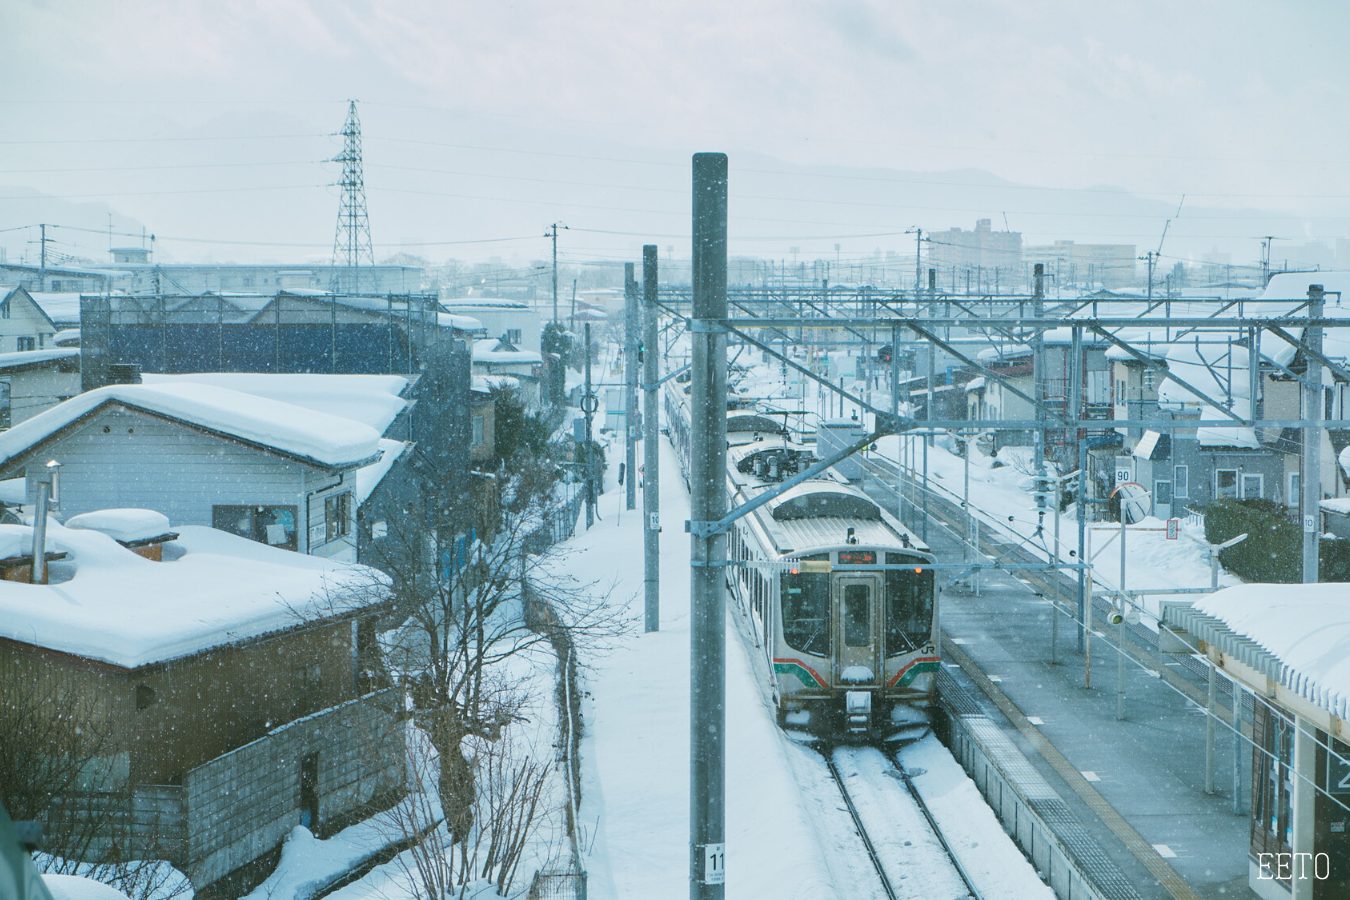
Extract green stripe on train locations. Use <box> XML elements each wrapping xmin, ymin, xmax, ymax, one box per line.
<box><xmin>773</xmin><ymin>661</ymin><xmax>822</xmax><ymax>688</ymax></box>
<box><xmin>894</xmin><ymin>659</ymin><xmax>940</xmax><ymax>686</ymax></box>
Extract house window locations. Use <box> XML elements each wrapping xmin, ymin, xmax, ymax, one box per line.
<box><xmin>1174</xmin><ymin>464</ymin><xmax>1189</xmax><ymax>499</ymax></box>
<box><xmin>16</xmin><ymin>337</ymin><xmax>35</xmax><ymax>351</ymax></box>
<box><xmin>1154</xmin><ymin>480</ymin><xmax>1172</xmax><ymax>505</ymax></box>
<box><xmin>1241</xmin><ymin>473</ymin><xmax>1264</xmax><ymax>500</ymax></box>
<box><xmin>212</xmin><ymin>504</ymin><xmax>298</xmax><ymax>550</ymax></box>
<box><xmin>505</xmin><ymin>328</ymin><xmax>523</xmax><ymax>345</ymax></box>
<box><xmin>324</xmin><ymin>492</ymin><xmax>352</xmax><ymax>543</ymax></box>
<box><xmin>1141</xmin><ymin>368</ymin><xmax>1155</xmax><ymax>391</ymax></box>
<box><xmin>1288</xmin><ymin>472</ymin><xmax>1300</xmax><ymax>508</ymax></box>
<box><xmin>472</xmin><ymin>414</ymin><xmax>485</xmax><ymax>447</ymax></box>
<box><xmin>0</xmin><ymin>380</ymin><xmax>11</xmax><ymax>430</ymax></box>
<box><xmin>135</xmin><ymin>684</ymin><xmax>156</xmax><ymax>710</ymax></box>
<box><xmin>1215</xmin><ymin>469</ymin><xmax>1239</xmax><ymax>499</ymax></box>
<box><xmin>1115</xmin><ymin>379</ymin><xmax>1126</xmax><ymax>406</ymax></box>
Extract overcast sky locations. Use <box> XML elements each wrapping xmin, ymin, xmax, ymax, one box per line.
<box><xmin>3</xmin><ymin>1</ymin><xmax>1348</xmax><ymax>267</ymax></box>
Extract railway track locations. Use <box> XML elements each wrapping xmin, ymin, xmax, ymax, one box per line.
<box><xmin>824</xmin><ymin>745</ymin><xmax>981</xmax><ymax>900</ymax></box>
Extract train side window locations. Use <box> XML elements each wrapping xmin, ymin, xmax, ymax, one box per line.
<box><xmin>885</xmin><ymin>557</ymin><xmax>934</xmax><ymax>655</ymax></box>
<box><xmin>843</xmin><ymin>584</ymin><xmax>871</xmax><ymax>647</ymax></box>
<box><xmin>780</xmin><ymin>560</ymin><xmax>831</xmax><ymax>656</ymax></box>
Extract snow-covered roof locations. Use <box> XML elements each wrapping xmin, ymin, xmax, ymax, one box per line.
<box><xmin>26</xmin><ymin>291</ymin><xmax>83</xmax><ymax>325</ymax></box>
<box><xmin>437</xmin><ymin>312</ymin><xmax>485</xmax><ymax>331</ymax></box>
<box><xmin>141</xmin><ymin>373</ymin><xmax>409</xmax><ymax>435</ymax></box>
<box><xmin>0</xmin><ymin>383</ymin><xmax>382</xmax><ymax>469</ymax></box>
<box><xmin>1340</xmin><ymin>444</ymin><xmax>1350</xmax><ymax>480</ymax></box>
<box><xmin>65</xmin><ymin>508</ymin><xmax>174</xmax><ymax>543</ymax></box>
<box><xmin>1320</xmin><ymin>497</ymin><xmax>1350</xmax><ymax>515</ymax></box>
<box><xmin>964</xmin><ymin>376</ymin><xmax>986</xmax><ymax>392</ymax></box>
<box><xmin>1194</xmin><ymin>582</ymin><xmax>1350</xmax><ymax>722</ymax></box>
<box><xmin>472</xmin><ymin>374</ymin><xmax>520</xmax><ymax>393</ymax></box>
<box><xmin>975</xmin><ymin>344</ymin><xmax>1031</xmax><ymax>363</ymax></box>
<box><xmin>0</xmin><ymin>476</ymin><xmax>24</xmax><ymax>506</ymax></box>
<box><xmin>1156</xmin><ymin>340</ymin><xmax>1258</xmax><ymax>448</ymax></box>
<box><xmin>53</xmin><ymin>328</ymin><xmax>80</xmax><ymax>346</ymax></box>
<box><xmin>0</xmin><ymin>347</ymin><xmax>79</xmax><ymax>370</ymax></box>
<box><xmin>355</xmin><ymin>439</ymin><xmax>410</xmax><ymax>504</ymax></box>
<box><xmin>473</xmin><ymin>338</ymin><xmax>543</xmax><ymax>364</ymax></box>
<box><xmin>0</xmin><ymin>523</ymin><xmax>386</xmax><ymax>668</ymax></box>
<box><xmin>441</xmin><ymin>296</ymin><xmax>530</xmax><ymax>310</ymax></box>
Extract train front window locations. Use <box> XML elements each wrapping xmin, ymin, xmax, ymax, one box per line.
<box><xmin>781</xmin><ymin>562</ymin><xmax>831</xmax><ymax>656</ymax></box>
<box><xmin>843</xmin><ymin>584</ymin><xmax>871</xmax><ymax>647</ymax></box>
<box><xmin>884</xmin><ymin>557</ymin><xmax>934</xmax><ymax>655</ymax></box>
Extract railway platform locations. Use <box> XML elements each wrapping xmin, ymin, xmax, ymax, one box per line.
<box><xmin>857</xmin><ymin>462</ymin><xmax>1258</xmax><ymax>900</ymax></box>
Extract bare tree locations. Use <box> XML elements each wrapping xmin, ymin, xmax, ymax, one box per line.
<box><xmin>362</xmin><ymin>440</ymin><xmax>629</xmax><ymax>887</ymax></box>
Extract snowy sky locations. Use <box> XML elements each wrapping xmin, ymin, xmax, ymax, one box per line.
<box><xmin>3</xmin><ymin>1</ymin><xmax>1349</xmax><ymax>265</ymax></box>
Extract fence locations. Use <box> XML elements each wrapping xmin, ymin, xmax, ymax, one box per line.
<box><xmin>525</xmin><ymin>491</ymin><xmax>585</xmax><ymax>554</ymax></box>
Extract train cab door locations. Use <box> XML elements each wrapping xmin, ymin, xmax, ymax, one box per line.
<box><xmin>833</xmin><ymin>574</ymin><xmax>882</xmax><ymax>685</ymax></box>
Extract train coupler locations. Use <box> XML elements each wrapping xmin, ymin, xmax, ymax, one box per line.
<box><xmin>844</xmin><ymin>690</ymin><xmax>873</xmax><ymax>735</ymax></box>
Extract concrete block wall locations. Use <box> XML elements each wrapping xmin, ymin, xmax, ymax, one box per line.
<box><xmin>182</xmin><ymin>689</ymin><xmax>404</xmax><ymax>889</ymax></box>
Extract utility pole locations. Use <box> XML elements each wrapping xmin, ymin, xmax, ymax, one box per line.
<box><xmin>1260</xmin><ymin>236</ymin><xmax>1277</xmax><ymax>286</ymax></box>
<box><xmin>38</xmin><ymin>224</ymin><xmax>48</xmax><ymax>291</ymax></box>
<box><xmin>642</xmin><ymin>244</ymin><xmax>661</xmax><ymax>632</ymax></box>
<box><xmin>547</xmin><ymin>222</ymin><xmax>567</xmax><ymax>324</ymax></box>
<box><xmin>582</xmin><ymin>323</ymin><xmax>596</xmax><ymax>529</ymax></box>
<box><xmin>1032</xmin><ymin>264</ymin><xmax>1048</xmax><ymax>518</ymax></box>
<box><xmin>689</xmin><ymin>152</ymin><xmax>728</xmax><ymax>900</ymax></box>
<box><xmin>1302</xmin><ymin>284</ymin><xmax>1324</xmax><ymax>583</ymax></box>
<box><xmin>908</xmin><ymin>227</ymin><xmax>924</xmax><ymax>295</ymax></box>
<box><xmin>625</xmin><ymin>263</ymin><xmax>639</xmax><ymax>511</ymax></box>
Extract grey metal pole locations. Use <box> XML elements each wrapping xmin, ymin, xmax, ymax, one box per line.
<box><xmin>583</xmin><ymin>322</ymin><xmax>595</xmax><ymax>529</ymax></box>
<box><xmin>1302</xmin><ymin>284</ymin><xmax>1324</xmax><ymax>583</ymax></box>
<box><xmin>1232</xmin><ymin>683</ymin><xmax>1244</xmax><ymax>814</ymax></box>
<box><xmin>1117</xmin><ymin>514</ymin><xmax>1126</xmax><ymax>720</ymax></box>
<box><xmin>30</xmin><ymin>475</ymin><xmax>51</xmax><ymax>585</ymax></box>
<box><xmin>1205</xmin><ymin>665</ymin><xmax>1217</xmax><ymax>794</ymax></box>
<box><xmin>689</xmin><ymin>152</ymin><xmax>729</xmax><ymax>899</ymax></box>
<box><xmin>1075</xmin><ymin>327</ymin><xmax>1089</xmax><ymax>656</ymax></box>
<box><xmin>643</xmin><ymin>245</ymin><xmax>661</xmax><ymax>633</ymax></box>
<box><xmin>625</xmin><ymin>263</ymin><xmax>639</xmax><ymax>511</ymax></box>
<box><xmin>1032</xmin><ymin>264</ymin><xmax>1048</xmax><ymax>518</ymax></box>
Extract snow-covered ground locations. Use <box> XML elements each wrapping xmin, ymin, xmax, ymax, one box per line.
<box><xmin>869</xmin><ymin>433</ymin><xmax>1237</xmax><ymax>627</ymax></box>
<box><xmin>542</xmin><ymin>391</ymin><xmax>1054</xmax><ymax>896</ymax></box>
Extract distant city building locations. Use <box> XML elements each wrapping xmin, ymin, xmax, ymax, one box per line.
<box><xmin>926</xmin><ymin>219</ymin><xmax>1023</xmax><ymax>292</ymax></box>
<box><xmin>1023</xmin><ymin>240</ymin><xmax>1137</xmax><ymax>289</ymax></box>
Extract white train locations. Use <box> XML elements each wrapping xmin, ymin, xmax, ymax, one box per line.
<box><xmin>665</xmin><ymin>386</ymin><xmax>940</xmax><ymax>736</ymax></box>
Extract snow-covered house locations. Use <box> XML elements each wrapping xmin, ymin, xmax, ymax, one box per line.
<box><xmin>473</xmin><ymin>337</ymin><xmax>544</xmax><ymax>409</ymax></box>
<box><xmin>0</xmin><ymin>382</ymin><xmax>382</xmax><ymax>561</ymax></box>
<box><xmin>1168</xmin><ymin>586</ymin><xmax>1350</xmax><ymax>899</ymax></box>
<box><xmin>0</xmin><ymin>286</ymin><xmax>60</xmax><ymax>353</ymax></box>
<box><xmin>441</xmin><ymin>297</ymin><xmax>541</xmax><ymax>352</ymax></box>
<box><xmin>0</xmin><ymin>518</ymin><xmax>403</xmax><ymax>895</ymax></box>
<box><xmin>0</xmin><ymin>347</ymin><xmax>81</xmax><ymax>427</ymax></box>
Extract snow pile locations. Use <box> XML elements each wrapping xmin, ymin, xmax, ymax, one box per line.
<box><xmin>65</xmin><ymin>509</ymin><xmax>173</xmax><ymax>543</ymax></box>
<box><xmin>0</xmin><ymin>523</ymin><xmax>386</xmax><ymax>668</ymax></box>
<box><xmin>0</xmin><ymin>522</ymin><xmax>38</xmax><ymax>559</ymax></box>
<box><xmin>0</xmin><ymin>347</ymin><xmax>79</xmax><ymax>369</ymax></box>
<box><xmin>141</xmin><ymin>373</ymin><xmax>409</xmax><ymax>434</ymax></box>
<box><xmin>0</xmin><ymin>383</ymin><xmax>382</xmax><ymax>468</ymax></box>
<box><xmin>1195</xmin><ymin>582</ymin><xmax>1350</xmax><ymax>720</ymax></box>
<box><xmin>42</xmin><ymin>874</ymin><xmax>134</xmax><ymax>900</ymax></box>
<box><xmin>898</xmin><ymin>736</ymin><xmax>1054</xmax><ymax>898</ymax></box>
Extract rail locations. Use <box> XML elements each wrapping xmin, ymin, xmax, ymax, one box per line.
<box><xmin>823</xmin><ymin>754</ymin><xmax>899</xmax><ymax>900</ymax></box>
